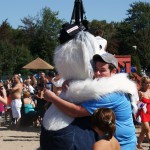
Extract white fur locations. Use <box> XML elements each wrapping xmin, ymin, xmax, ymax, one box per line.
<box><xmin>43</xmin><ymin>31</ymin><xmax>100</xmax><ymax>131</ymax></box>
<box><xmin>43</xmin><ymin>30</ymin><xmax>138</xmax><ymax>131</ymax></box>
<box><xmin>54</xmin><ymin>31</ymin><xmax>99</xmax><ymax>80</ymax></box>
<box><xmin>66</xmin><ymin>73</ymin><xmax>138</xmax><ymax>103</ymax></box>
<box><xmin>43</xmin><ymin>31</ymin><xmax>138</xmax><ymax>131</ymax></box>
<box><xmin>43</xmin><ymin>73</ymin><xmax>138</xmax><ymax>131</ymax></box>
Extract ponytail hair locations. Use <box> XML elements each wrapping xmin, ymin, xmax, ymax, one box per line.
<box><xmin>91</xmin><ymin>108</ymin><xmax>116</xmax><ymax>140</ymax></box>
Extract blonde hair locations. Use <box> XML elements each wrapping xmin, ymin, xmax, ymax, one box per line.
<box><xmin>140</xmin><ymin>76</ymin><xmax>150</xmax><ymax>89</ymax></box>
<box><xmin>23</xmin><ymin>91</ymin><xmax>30</xmax><ymax>98</ymax></box>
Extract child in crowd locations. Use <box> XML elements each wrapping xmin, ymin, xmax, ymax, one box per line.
<box><xmin>91</xmin><ymin>108</ymin><xmax>120</xmax><ymax>150</ymax></box>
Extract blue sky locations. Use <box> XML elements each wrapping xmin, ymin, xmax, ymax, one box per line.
<box><xmin>0</xmin><ymin>0</ymin><xmax>149</xmax><ymax>29</ymax></box>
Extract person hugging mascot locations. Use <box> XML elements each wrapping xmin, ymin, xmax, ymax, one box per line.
<box><xmin>40</xmin><ymin>24</ymin><xmax>138</xmax><ymax>150</ymax></box>
<box><xmin>40</xmin><ymin>24</ymin><xmax>101</xmax><ymax>150</ymax></box>
<box><xmin>40</xmin><ymin>25</ymin><xmax>99</xmax><ymax>150</ymax></box>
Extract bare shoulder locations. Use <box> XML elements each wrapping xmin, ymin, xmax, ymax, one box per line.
<box><xmin>92</xmin><ymin>140</ymin><xmax>110</xmax><ymax>150</ymax></box>
<box><xmin>111</xmin><ymin>137</ymin><xmax>121</xmax><ymax>150</ymax></box>
<box><xmin>18</xmin><ymin>83</ymin><xmax>23</xmax><ymax>88</ymax></box>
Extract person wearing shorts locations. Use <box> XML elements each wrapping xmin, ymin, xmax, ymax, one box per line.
<box><xmin>10</xmin><ymin>74</ymin><xmax>23</xmax><ymax>129</ymax></box>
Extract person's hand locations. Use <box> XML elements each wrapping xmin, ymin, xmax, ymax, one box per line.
<box><xmin>1</xmin><ymin>86</ymin><xmax>7</xmax><ymax>97</ymax></box>
<box><xmin>44</xmin><ymin>88</ymin><xmax>56</xmax><ymax>102</ymax></box>
<box><xmin>62</xmin><ymin>80</ymin><xmax>71</xmax><ymax>92</ymax></box>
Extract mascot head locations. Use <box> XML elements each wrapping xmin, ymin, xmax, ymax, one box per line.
<box><xmin>54</xmin><ymin>24</ymin><xmax>101</xmax><ymax>80</ymax></box>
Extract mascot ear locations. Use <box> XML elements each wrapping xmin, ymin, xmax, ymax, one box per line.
<box><xmin>59</xmin><ymin>24</ymin><xmax>85</xmax><ymax>44</ymax></box>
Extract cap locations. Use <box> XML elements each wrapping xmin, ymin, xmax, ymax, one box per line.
<box><xmin>59</xmin><ymin>24</ymin><xmax>80</xmax><ymax>44</ymax></box>
<box><xmin>93</xmin><ymin>52</ymin><xmax>118</xmax><ymax>69</ymax></box>
<box><xmin>59</xmin><ymin>24</ymin><xmax>85</xmax><ymax>44</ymax></box>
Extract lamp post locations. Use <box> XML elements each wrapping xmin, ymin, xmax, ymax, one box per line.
<box><xmin>132</xmin><ymin>45</ymin><xmax>137</xmax><ymax>56</ymax></box>
<box><xmin>132</xmin><ymin>45</ymin><xmax>137</xmax><ymax>50</ymax></box>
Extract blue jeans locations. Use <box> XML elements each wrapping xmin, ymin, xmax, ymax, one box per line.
<box><xmin>40</xmin><ymin>117</ymin><xmax>99</xmax><ymax>150</ymax></box>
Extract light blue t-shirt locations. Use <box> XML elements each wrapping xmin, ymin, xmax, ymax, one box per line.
<box><xmin>81</xmin><ymin>92</ymin><xmax>137</xmax><ymax>150</ymax></box>
<box><xmin>24</xmin><ymin>104</ymin><xmax>35</xmax><ymax>114</ymax></box>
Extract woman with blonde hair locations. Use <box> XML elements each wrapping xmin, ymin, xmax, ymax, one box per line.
<box><xmin>22</xmin><ymin>91</ymin><xmax>38</xmax><ymax>126</ymax></box>
<box><xmin>137</xmin><ymin>76</ymin><xmax>150</xmax><ymax>149</ymax></box>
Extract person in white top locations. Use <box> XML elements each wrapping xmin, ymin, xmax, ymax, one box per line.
<box><xmin>95</xmin><ymin>30</ymin><xmax>107</xmax><ymax>52</ymax></box>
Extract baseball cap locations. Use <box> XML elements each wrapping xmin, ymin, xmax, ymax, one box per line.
<box><xmin>93</xmin><ymin>52</ymin><xmax>118</xmax><ymax>69</ymax></box>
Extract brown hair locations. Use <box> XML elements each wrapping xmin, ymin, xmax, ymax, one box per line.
<box><xmin>93</xmin><ymin>56</ymin><xmax>116</xmax><ymax>72</ymax></box>
<box><xmin>91</xmin><ymin>108</ymin><xmax>116</xmax><ymax>140</ymax></box>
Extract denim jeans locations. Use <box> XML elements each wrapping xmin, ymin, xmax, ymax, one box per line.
<box><xmin>40</xmin><ymin>117</ymin><xmax>99</xmax><ymax>150</ymax></box>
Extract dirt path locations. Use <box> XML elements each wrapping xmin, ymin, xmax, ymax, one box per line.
<box><xmin>0</xmin><ymin>126</ymin><xmax>40</xmax><ymax>150</ymax></box>
<box><xmin>0</xmin><ymin>124</ymin><xmax>149</xmax><ymax>150</ymax></box>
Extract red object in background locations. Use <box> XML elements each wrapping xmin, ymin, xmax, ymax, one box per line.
<box><xmin>115</xmin><ymin>55</ymin><xmax>141</xmax><ymax>89</ymax></box>
<box><xmin>7</xmin><ymin>96</ymin><xmax>12</xmax><ymax>106</ymax></box>
<box><xmin>115</xmin><ymin>55</ymin><xmax>131</xmax><ymax>73</ymax></box>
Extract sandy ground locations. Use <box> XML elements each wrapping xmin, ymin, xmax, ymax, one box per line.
<box><xmin>136</xmin><ymin>125</ymin><xmax>150</xmax><ymax>150</ymax></box>
<box><xmin>0</xmin><ymin>123</ymin><xmax>150</xmax><ymax>150</ymax></box>
<box><xmin>0</xmin><ymin>125</ymin><xmax>40</xmax><ymax>150</ymax></box>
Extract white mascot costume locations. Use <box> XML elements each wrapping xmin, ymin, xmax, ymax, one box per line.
<box><xmin>40</xmin><ymin>24</ymin><xmax>138</xmax><ymax>150</ymax></box>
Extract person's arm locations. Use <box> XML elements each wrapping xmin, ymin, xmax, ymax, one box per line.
<box><xmin>44</xmin><ymin>89</ymin><xmax>90</xmax><ymax>117</ymax></box>
<box><xmin>30</xmin><ymin>99</ymin><xmax>35</xmax><ymax>108</ymax></box>
<box><xmin>0</xmin><ymin>96</ymin><xmax>7</xmax><ymax>105</ymax></box>
<box><xmin>9</xmin><ymin>84</ymin><xmax>19</xmax><ymax>93</ymax></box>
<box><xmin>0</xmin><ymin>88</ymin><xmax>7</xmax><ymax>105</ymax></box>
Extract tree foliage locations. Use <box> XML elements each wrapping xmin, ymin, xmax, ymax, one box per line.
<box><xmin>116</xmin><ymin>2</ymin><xmax>150</xmax><ymax>69</ymax></box>
<box><xmin>0</xmin><ymin>19</ymin><xmax>33</xmax><ymax>76</ymax></box>
<box><xmin>89</xmin><ymin>20</ymin><xmax>120</xmax><ymax>54</ymax></box>
<box><xmin>0</xmin><ymin>7</ymin><xmax>64</xmax><ymax>76</ymax></box>
<box><xmin>20</xmin><ymin>7</ymin><xmax>64</xmax><ymax>65</ymax></box>
<box><xmin>0</xmin><ymin>2</ymin><xmax>150</xmax><ymax>76</ymax></box>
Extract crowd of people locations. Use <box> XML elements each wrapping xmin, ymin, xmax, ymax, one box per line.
<box><xmin>40</xmin><ymin>26</ymin><xmax>149</xmax><ymax>150</ymax></box>
<box><xmin>0</xmin><ymin>26</ymin><xmax>150</xmax><ymax>150</ymax></box>
<box><xmin>0</xmin><ymin>71</ymin><xmax>64</xmax><ymax>129</ymax></box>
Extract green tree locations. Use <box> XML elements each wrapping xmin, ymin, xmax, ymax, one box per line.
<box><xmin>89</xmin><ymin>20</ymin><xmax>120</xmax><ymax>54</ymax></box>
<box><xmin>0</xmin><ymin>41</ymin><xmax>32</xmax><ymax>76</ymax></box>
<box><xmin>20</xmin><ymin>7</ymin><xmax>64</xmax><ymax>65</ymax></box>
<box><xmin>0</xmin><ymin>19</ymin><xmax>13</xmax><ymax>41</ymax></box>
<box><xmin>0</xmin><ymin>20</ymin><xmax>33</xmax><ymax>76</ymax></box>
<box><xmin>116</xmin><ymin>2</ymin><xmax>150</xmax><ymax>69</ymax></box>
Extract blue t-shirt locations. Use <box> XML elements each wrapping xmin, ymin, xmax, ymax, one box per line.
<box><xmin>81</xmin><ymin>92</ymin><xmax>137</xmax><ymax>148</ymax></box>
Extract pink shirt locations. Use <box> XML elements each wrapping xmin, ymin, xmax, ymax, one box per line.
<box><xmin>0</xmin><ymin>102</ymin><xmax>4</xmax><ymax>112</ymax></box>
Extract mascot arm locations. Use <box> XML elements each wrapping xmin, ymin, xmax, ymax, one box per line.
<box><xmin>44</xmin><ymin>89</ymin><xmax>90</xmax><ymax>117</ymax></box>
